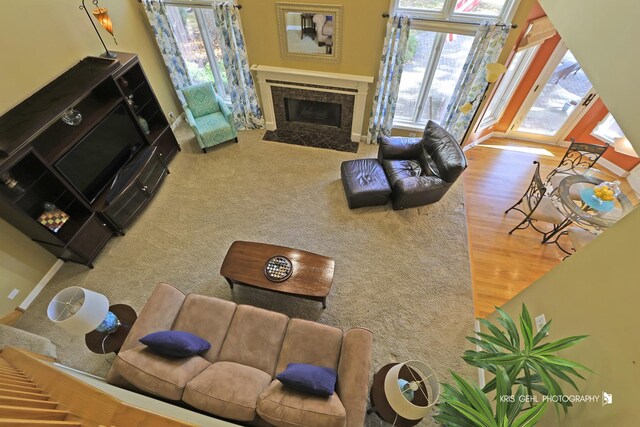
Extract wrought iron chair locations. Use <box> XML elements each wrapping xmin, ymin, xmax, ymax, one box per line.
<box><xmin>547</xmin><ymin>139</ymin><xmax>608</xmax><ymax>189</ymax></box>
<box><xmin>505</xmin><ymin>161</ymin><xmax>566</xmax><ymax>240</ymax></box>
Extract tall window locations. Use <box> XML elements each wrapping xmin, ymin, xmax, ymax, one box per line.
<box><xmin>592</xmin><ymin>113</ymin><xmax>625</xmax><ymax>144</ymax></box>
<box><xmin>392</xmin><ymin>0</ymin><xmax>519</xmax><ymax>129</ymax></box>
<box><xmin>165</xmin><ymin>6</ymin><xmax>228</xmax><ymax>99</ymax></box>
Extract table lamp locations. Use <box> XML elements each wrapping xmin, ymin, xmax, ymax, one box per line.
<box><xmin>384</xmin><ymin>360</ymin><xmax>440</xmax><ymax>420</ymax></box>
<box><xmin>47</xmin><ymin>287</ymin><xmax>120</xmax><ymax>334</ymax></box>
<box><xmin>80</xmin><ymin>0</ymin><xmax>117</xmax><ymax>59</ymax></box>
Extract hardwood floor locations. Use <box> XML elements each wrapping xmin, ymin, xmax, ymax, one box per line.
<box><xmin>462</xmin><ymin>138</ymin><xmax>636</xmax><ymax>318</ymax></box>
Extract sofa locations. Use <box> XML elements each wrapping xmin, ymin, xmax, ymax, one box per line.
<box><xmin>378</xmin><ymin>120</ymin><xmax>467</xmax><ymax>209</ymax></box>
<box><xmin>106</xmin><ymin>283</ymin><xmax>373</xmax><ymax>427</ymax></box>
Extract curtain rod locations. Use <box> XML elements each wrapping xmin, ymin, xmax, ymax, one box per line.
<box><xmin>139</xmin><ymin>0</ymin><xmax>242</xmax><ymax>8</ymax></box>
<box><xmin>381</xmin><ymin>13</ymin><xmax>517</xmax><ymax>29</ymax></box>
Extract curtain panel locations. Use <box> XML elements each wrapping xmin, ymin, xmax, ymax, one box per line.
<box><xmin>141</xmin><ymin>0</ymin><xmax>191</xmax><ymax>105</ymax></box>
<box><xmin>367</xmin><ymin>14</ymin><xmax>411</xmax><ymax>144</ymax></box>
<box><xmin>213</xmin><ymin>3</ymin><xmax>264</xmax><ymax>130</ymax></box>
<box><xmin>443</xmin><ymin>22</ymin><xmax>511</xmax><ymax>143</ymax></box>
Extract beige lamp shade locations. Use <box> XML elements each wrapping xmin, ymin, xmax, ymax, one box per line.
<box><xmin>384</xmin><ymin>361</ymin><xmax>440</xmax><ymax>420</ymax></box>
<box><xmin>47</xmin><ymin>287</ymin><xmax>109</xmax><ymax>335</ymax></box>
<box><xmin>93</xmin><ymin>7</ymin><xmax>114</xmax><ymax>37</ymax></box>
<box><xmin>613</xmin><ymin>137</ymin><xmax>638</xmax><ymax>157</ymax></box>
<box><xmin>486</xmin><ymin>63</ymin><xmax>507</xmax><ymax>83</ymax></box>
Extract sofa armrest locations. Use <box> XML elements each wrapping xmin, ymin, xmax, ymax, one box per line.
<box><xmin>337</xmin><ymin>328</ymin><xmax>373</xmax><ymax>427</ymax></box>
<box><xmin>216</xmin><ymin>95</ymin><xmax>234</xmax><ymax>124</ymax></box>
<box><xmin>391</xmin><ymin>175</ymin><xmax>450</xmax><ymax>209</ymax></box>
<box><xmin>377</xmin><ymin>136</ymin><xmax>423</xmax><ymax>162</ymax></box>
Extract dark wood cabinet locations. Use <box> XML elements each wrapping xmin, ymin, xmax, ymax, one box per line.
<box><xmin>0</xmin><ymin>53</ymin><xmax>179</xmax><ymax>268</ymax></box>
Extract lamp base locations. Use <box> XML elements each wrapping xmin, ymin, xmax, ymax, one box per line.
<box><xmin>101</xmin><ymin>51</ymin><xmax>117</xmax><ymax>59</ymax></box>
<box><xmin>95</xmin><ymin>311</ymin><xmax>120</xmax><ymax>333</ymax></box>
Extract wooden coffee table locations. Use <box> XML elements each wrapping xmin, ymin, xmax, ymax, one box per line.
<box><xmin>220</xmin><ymin>241</ymin><xmax>335</xmax><ymax>308</ymax></box>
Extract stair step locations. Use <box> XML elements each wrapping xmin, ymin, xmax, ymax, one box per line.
<box><xmin>0</xmin><ymin>383</ymin><xmax>45</xmax><ymax>394</ymax></box>
<box><xmin>0</xmin><ymin>388</ymin><xmax>48</xmax><ymax>400</ymax></box>
<box><xmin>0</xmin><ymin>420</ymin><xmax>81</xmax><ymax>426</ymax></box>
<box><xmin>0</xmin><ymin>378</ymin><xmax>38</xmax><ymax>388</ymax></box>
<box><xmin>0</xmin><ymin>371</ymin><xmax>29</xmax><ymax>380</ymax></box>
<box><xmin>0</xmin><ymin>375</ymin><xmax>33</xmax><ymax>385</ymax></box>
<box><xmin>0</xmin><ymin>395</ymin><xmax>58</xmax><ymax>409</ymax></box>
<box><xmin>0</xmin><ymin>367</ymin><xmax>23</xmax><ymax>375</ymax></box>
<box><xmin>0</xmin><ymin>406</ymin><xmax>68</xmax><ymax>420</ymax></box>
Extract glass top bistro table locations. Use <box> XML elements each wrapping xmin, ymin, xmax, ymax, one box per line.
<box><xmin>547</xmin><ymin>169</ymin><xmax>635</xmax><ymax>238</ymax></box>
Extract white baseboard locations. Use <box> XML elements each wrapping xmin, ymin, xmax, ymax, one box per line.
<box><xmin>463</xmin><ymin>132</ymin><xmax>495</xmax><ymax>152</ymax></box>
<box><xmin>18</xmin><ymin>259</ymin><xmax>64</xmax><ymax>311</ymax></box>
<box><xmin>170</xmin><ymin>112</ymin><xmax>185</xmax><ymax>131</ymax></box>
<box><xmin>474</xmin><ymin>319</ymin><xmax>486</xmax><ymax>387</ymax></box>
<box><xmin>597</xmin><ymin>156</ymin><xmax>629</xmax><ymax>178</ymax></box>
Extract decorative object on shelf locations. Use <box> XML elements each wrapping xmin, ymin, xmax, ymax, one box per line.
<box><xmin>80</xmin><ymin>0</ymin><xmax>117</xmax><ymax>58</ymax></box>
<box><xmin>47</xmin><ymin>287</ymin><xmax>121</xmax><ymax>334</ymax></box>
<box><xmin>137</xmin><ymin>116</ymin><xmax>150</xmax><ymax>135</ymax></box>
<box><xmin>61</xmin><ymin>108</ymin><xmax>83</xmax><ymax>126</ymax></box>
<box><xmin>38</xmin><ymin>203</ymin><xmax>70</xmax><ymax>233</ymax></box>
<box><xmin>126</xmin><ymin>94</ymin><xmax>136</xmax><ymax>109</ymax></box>
<box><xmin>0</xmin><ymin>172</ymin><xmax>25</xmax><ymax>195</ymax></box>
<box><xmin>264</xmin><ymin>255</ymin><xmax>293</xmax><ymax>282</ymax></box>
<box><xmin>384</xmin><ymin>361</ymin><xmax>439</xmax><ymax>421</ymax></box>
<box><xmin>118</xmin><ymin>76</ymin><xmax>129</xmax><ymax>89</ymax></box>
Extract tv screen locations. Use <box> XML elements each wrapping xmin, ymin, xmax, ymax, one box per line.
<box><xmin>56</xmin><ymin>104</ymin><xmax>144</xmax><ymax>203</ymax></box>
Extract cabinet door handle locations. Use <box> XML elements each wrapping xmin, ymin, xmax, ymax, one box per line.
<box><xmin>142</xmin><ymin>185</ymin><xmax>148</xmax><ymax>191</ymax></box>
<box><xmin>102</xmin><ymin>223</ymin><xmax>107</xmax><ymax>227</ymax></box>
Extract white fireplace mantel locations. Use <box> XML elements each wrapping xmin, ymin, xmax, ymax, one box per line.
<box><xmin>251</xmin><ymin>65</ymin><xmax>374</xmax><ymax>142</ymax></box>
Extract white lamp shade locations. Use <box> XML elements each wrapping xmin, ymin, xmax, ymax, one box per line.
<box><xmin>47</xmin><ymin>287</ymin><xmax>109</xmax><ymax>335</ymax></box>
<box><xmin>384</xmin><ymin>360</ymin><xmax>440</xmax><ymax>420</ymax></box>
<box><xmin>613</xmin><ymin>137</ymin><xmax>638</xmax><ymax>157</ymax></box>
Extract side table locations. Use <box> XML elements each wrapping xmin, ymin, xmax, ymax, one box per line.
<box><xmin>368</xmin><ymin>363</ymin><xmax>429</xmax><ymax>426</ymax></box>
<box><xmin>300</xmin><ymin>13</ymin><xmax>315</xmax><ymax>40</ymax></box>
<box><xmin>85</xmin><ymin>304</ymin><xmax>137</xmax><ymax>354</ymax></box>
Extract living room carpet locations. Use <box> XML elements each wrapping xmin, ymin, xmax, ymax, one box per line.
<box><xmin>16</xmin><ymin>124</ymin><xmax>476</xmax><ymax>426</ymax></box>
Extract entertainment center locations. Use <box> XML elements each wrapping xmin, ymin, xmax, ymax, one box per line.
<box><xmin>0</xmin><ymin>52</ymin><xmax>179</xmax><ymax>268</ymax></box>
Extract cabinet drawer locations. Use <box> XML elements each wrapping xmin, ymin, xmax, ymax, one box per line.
<box><xmin>68</xmin><ymin>215</ymin><xmax>113</xmax><ymax>261</ymax></box>
<box><xmin>103</xmin><ymin>184</ymin><xmax>148</xmax><ymax>229</ymax></box>
<box><xmin>154</xmin><ymin>127</ymin><xmax>179</xmax><ymax>162</ymax></box>
<box><xmin>140</xmin><ymin>155</ymin><xmax>166</xmax><ymax>195</ymax></box>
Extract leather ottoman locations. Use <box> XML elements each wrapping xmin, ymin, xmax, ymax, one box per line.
<box><xmin>340</xmin><ymin>159</ymin><xmax>391</xmax><ymax>209</ymax></box>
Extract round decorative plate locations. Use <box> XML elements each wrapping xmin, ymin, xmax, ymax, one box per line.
<box><xmin>264</xmin><ymin>255</ymin><xmax>293</xmax><ymax>282</ymax></box>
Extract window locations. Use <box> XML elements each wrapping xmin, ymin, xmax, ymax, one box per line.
<box><xmin>592</xmin><ymin>113</ymin><xmax>625</xmax><ymax>144</ymax></box>
<box><xmin>165</xmin><ymin>6</ymin><xmax>228</xmax><ymax>99</ymax></box>
<box><xmin>392</xmin><ymin>0</ymin><xmax>519</xmax><ymax>129</ymax></box>
<box><xmin>479</xmin><ymin>44</ymin><xmax>538</xmax><ymax>128</ymax></box>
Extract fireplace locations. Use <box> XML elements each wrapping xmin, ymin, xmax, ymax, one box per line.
<box><xmin>285</xmin><ymin>98</ymin><xmax>342</xmax><ymax>128</ymax></box>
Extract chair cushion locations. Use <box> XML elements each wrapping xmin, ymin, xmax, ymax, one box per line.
<box><xmin>276</xmin><ymin>319</ymin><xmax>343</xmax><ymax>374</ymax></box>
<box><xmin>195</xmin><ymin>113</ymin><xmax>236</xmax><ymax>148</ymax></box>
<box><xmin>526</xmin><ymin>196</ymin><xmax>565</xmax><ymax>225</ymax></box>
<box><xmin>218</xmin><ymin>305</ymin><xmax>289</xmax><ymax>376</ymax></box>
<box><xmin>550</xmin><ymin>173</ymin><xmax>587</xmax><ymax>200</ymax></box>
<box><xmin>184</xmin><ymin>361</ymin><xmax>272</xmax><ymax>422</ymax></box>
<box><xmin>422</xmin><ymin>120</ymin><xmax>466</xmax><ymax>183</ymax></box>
<box><xmin>182</xmin><ymin>83</ymin><xmax>220</xmax><ymax>117</ymax></box>
<box><xmin>172</xmin><ymin>294</ymin><xmax>237</xmax><ymax>363</ymax></box>
<box><xmin>382</xmin><ymin>160</ymin><xmax>422</xmax><ymax>186</ymax></box>
<box><xmin>113</xmin><ymin>346</ymin><xmax>210</xmax><ymax>400</ymax></box>
<box><xmin>139</xmin><ymin>330</ymin><xmax>211</xmax><ymax>358</ymax></box>
<box><xmin>257</xmin><ymin>380</ymin><xmax>347</xmax><ymax>427</ymax></box>
<box><xmin>567</xmin><ymin>227</ymin><xmax>597</xmax><ymax>250</ymax></box>
<box><xmin>340</xmin><ymin>159</ymin><xmax>391</xmax><ymax>209</ymax></box>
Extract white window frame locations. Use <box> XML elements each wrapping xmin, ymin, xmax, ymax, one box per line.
<box><xmin>391</xmin><ymin>0</ymin><xmax>521</xmax><ymax>130</ymax></box>
<box><xmin>165</xmin><ymin>2</ymin><xmax>230</xmax><ymax>102</ymax></box>
<box><xmin>591</xmin><ymin>113</ymin><xmax>625</xmax><ymax>144</ymax></box>
<box><xmin>479</xmin><ymin>43</ymin><xmax>539</xmax><ymax>129</ymax></box>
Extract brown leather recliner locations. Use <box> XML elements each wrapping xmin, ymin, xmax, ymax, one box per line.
<box><xmin>378</xmin><ymin>120</ymin><xmax>467</xmax><ymax>210</ymax></box>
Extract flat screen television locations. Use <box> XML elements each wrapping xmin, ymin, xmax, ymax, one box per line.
<box><xmin>56</xmin><ymin>104</ymin><xmax>144</xmax><ymax>203</ymax></box>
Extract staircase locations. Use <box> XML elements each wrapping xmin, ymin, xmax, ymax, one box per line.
<box><xmin>0</xmin><ymin>354</ymin><xmax>81</xmax><ymax>426</ymax></box>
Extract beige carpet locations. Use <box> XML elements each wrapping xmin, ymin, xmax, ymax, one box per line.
<box><xmin>16</xmin><ymin>124</ymin><xmax>476</xmax><ymax>426</ymax></box>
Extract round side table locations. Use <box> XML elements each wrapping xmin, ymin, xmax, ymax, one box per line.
<box><xmin>368</xmin><ymin>363</ymin><xmax>430</xmax><ymax>427</ymax></box>
<box><xmin>85</xmin><ymin>304</ymin><xmax>137</xmax><ymax>354</ymax></box>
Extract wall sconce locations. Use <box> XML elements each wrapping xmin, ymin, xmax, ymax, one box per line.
<box><xmin>80</xmin><ymin>0</ymin><xmax>117</xmax><ymax>59</ymax></box>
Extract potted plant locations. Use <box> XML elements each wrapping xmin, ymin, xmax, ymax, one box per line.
<box><xmin>434</xmin><ymin>366</ymin><xmax>547</xmax><ymax>426</ymax></box>
<box><xmin>463</xmin><ymin>304</ymin><xmax>589</xmax><ymax>413</ymax></box>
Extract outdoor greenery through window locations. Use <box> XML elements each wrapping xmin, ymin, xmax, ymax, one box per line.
<box><xmin>166</xmin><ymin>6</ymin><xmax>229</xmax><ymax>99</ymax></box>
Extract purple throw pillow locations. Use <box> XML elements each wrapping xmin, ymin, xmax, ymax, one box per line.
<box><xmin>276</xmin><ymin>363</ymin><xmax>337</xmax><ymax>397</ymax></box>
<box><xmin>139</xmin><ymin>330</ymin><xmax>211</xmax><ymax>358</ymax></box>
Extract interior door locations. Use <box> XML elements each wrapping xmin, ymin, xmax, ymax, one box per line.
<box><xmin>507</xmin><ymin>42</ymin><xmax>597</xmax><ymax>143</ymax></box>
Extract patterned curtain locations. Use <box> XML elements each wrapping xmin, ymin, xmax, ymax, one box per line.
<box><xmin>443</xmin><ymin>22</ymin><xmax>511</xmax><ymax>142</ymax></box>
<box><xmin>141</xmin><ymin>0</ymin><xmax>191</xmax><ymax>105</ymax></box>
<box><xmin>367</xmin><ymin>14</ymin><xmax>411</xmax><ymax>144</ymax></box>
<box><xmin>212</xmin><ymin>3</ymin><xmax>264</xmax><ymax>130</ymax></box>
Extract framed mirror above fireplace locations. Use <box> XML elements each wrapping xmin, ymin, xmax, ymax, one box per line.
<box><xmin>275</xmin><ymin>3</ymin><xmax>342</xmax><ymax>63</ymax></box>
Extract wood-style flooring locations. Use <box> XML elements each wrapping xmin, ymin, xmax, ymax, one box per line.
<box><xmin>462</xmin><ymin>138</ymin><xmax>636</xmax><ymax>318</ymax></box>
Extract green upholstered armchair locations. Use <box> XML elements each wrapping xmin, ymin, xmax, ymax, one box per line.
<box><xmin>181</xmin><ymin>82</ymin><xmax>237</xmax><ymax>153</ymax></box>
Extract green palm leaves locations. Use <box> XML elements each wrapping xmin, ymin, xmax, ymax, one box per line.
<box><xmin>463</xmin><ymin>304</ymin><xmax>589</xmax><ymax>414</ymax></box>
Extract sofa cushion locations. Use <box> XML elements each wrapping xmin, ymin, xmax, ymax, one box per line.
<box><xmin>182</xmin><ymin>83</ymin><xmax>220</xmax><ymax>117</ymax></box>
<box><xmin>113</xmin><ymin>346</ymin><xmax>210</xmax><ymax>400</ymax></box>
<box><xmin>184</xmin><ymin>361</ymin><xmax>272</xmax><ymax>422</ymax></box>
<box><xmin>276</xmin><ymin>319</ymin><xmax>343</xmax><ymax>374</ymax></box>
<box><xmin>139</xmin><ymin>330</ymin><xmax>211</xmax><ymax>358</ymax></box>
<box><xmin>277</xmin><ymin>363</ymin><xmax>337</xmax><ymax>397</ymax></box>
<box><xmin>382</xmin><ymin>160</ymin><xmax>422</xmax><ymax>186</ymax></box>
<box><xmin>172</xmin><ymin>294</ymin><xmax>236</xmax><ymax>363</ymax></box>
<box><xmin>257</xmin><ymin>380</ymin><xmax>347</xmax><ymax>427</ymax></box>
<box><xmin>218</xmin><ymin>305</ymin><xmax>289</xmax><ymax>376</ymax></box>
<box><xmin>422</xmin><ymin>120</ymin><xmax>466</xmax><ymax>183</ymax></box>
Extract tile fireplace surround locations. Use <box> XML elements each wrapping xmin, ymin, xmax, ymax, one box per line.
<box><xmin>251</xmin><ymin>65</ymin><xmax>373</xmax><ymax>143</ymax></box>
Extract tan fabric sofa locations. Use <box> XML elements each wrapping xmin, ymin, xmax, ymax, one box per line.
<box><xmin>106</xmin><ymin>283</ymin><xmax>373</xmax><ymax>427</ymax></box>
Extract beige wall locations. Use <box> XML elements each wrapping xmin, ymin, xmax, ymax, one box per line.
<box><xmin>488</xmin><ymin>2</ymin><xmax>640</xmax><ymax>425</ymax></box>
<box><xmin>0</xmin><ymin>0</ymin><xmax>182</xmax><ymax>316</ymax></box>
<box><xmin>239</xmin><ymin>0</ymin><xmax>389</xmax><ymax>134</ymax></box>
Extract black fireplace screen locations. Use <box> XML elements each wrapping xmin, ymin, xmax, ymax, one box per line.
<box><xmin>284</xmin><ymin>98</ymin><xmax>342</xmax><ymax>128</ymax></box>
